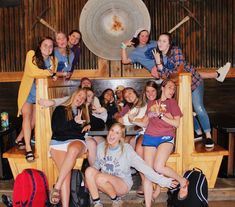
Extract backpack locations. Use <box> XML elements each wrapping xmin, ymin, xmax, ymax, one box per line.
<box><xmin>167</xmin><ymin>168</ymin><xmax>208</xmax><ymax>207</ymax></box>
<box><xmin>69</xmin><ymin>169</ymin><xmax>90</xmax><ymax>207</ymax></box>
<box><xmin>13</xmin><ymin>168</ymin><xmax>50</xmax><ymax>207</ymax></box>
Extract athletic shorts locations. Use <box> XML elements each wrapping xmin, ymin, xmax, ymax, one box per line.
<box><xmin>142</xmin><ymin>134</ymin><xmax>174</xmax><ymax>147</ymax></box>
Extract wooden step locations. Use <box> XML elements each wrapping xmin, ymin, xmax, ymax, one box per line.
<box><xmin>193</xmin><ymin>141</ymin><xmax>229</xmax><ymax>156</ymax></box>
<box><xmin>3</xmin><ymin>146</ymin><xmax>87</xmax><ymax>184</ymax></box>
<box><xmin>1</xmin><ymin>178</ymin><xmax>235</xmax><ymax>204</ymax></box>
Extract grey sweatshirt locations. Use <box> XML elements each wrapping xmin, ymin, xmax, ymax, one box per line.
<box><xmin>94</xmin><ymin>142</ymin><xmax>173</xmax><ymax>191</ymax></box>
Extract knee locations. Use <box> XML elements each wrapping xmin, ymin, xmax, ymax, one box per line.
<box><xmin>67</xmin><ymin>145</ymin><xmax>80</xmax><ymax>158</ymax></box>
<box><xmin>194</xmin><ymin>104</ymin><xmax>206</xmax><ymax>115</ymax></box>
<box><xmin>154</xmin><ymin>163</ymin><xmax>165</xmax><ymax>174</ymax></box>
<box><xmin>85</xmin><ymin>167</ymin><xmax>96</xmax><ymax>179</ymax></box>
<box><xmin>86</xmin><ymin>138</ymin><xmax>97</xmax><ymax>150</ymax></box>
<box><xmin>95</xmin><ymin>174</ymin><xmax>107</xmax><ymax>186</ymax></box>
<box><xmin>22</xmin><ymin>111</ymin><xmax>32</xmax><ymax>119</ymax></box>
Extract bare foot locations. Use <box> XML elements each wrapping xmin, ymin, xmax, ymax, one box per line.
<box><xmin>178</xmin><ymin>180</ymin><xmax>189</xmax><ymax>200</ymax></box>
<box><xmin>152</xmin><ymin>184</ymin><xmax>161</xmax><ymax>200</ymax></box>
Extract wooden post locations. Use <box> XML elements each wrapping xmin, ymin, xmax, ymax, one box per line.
<box><xmin>36</xmin><ymin>78</ymin><xmax>55</xmax><ymax>187</ymax></box>
<box><xmin>178</xmin><ymin>73</ymin><xmax>228</xmax><ymax>188</ymax></box>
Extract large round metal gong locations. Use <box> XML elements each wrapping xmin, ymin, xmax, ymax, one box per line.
<box><xmin>79</xmin><ymin>0</ymin><xmax>151</xmax><ymax>60</ymax></box>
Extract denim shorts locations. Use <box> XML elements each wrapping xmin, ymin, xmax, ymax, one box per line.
<box><xmin>142</xmin><ymin>134</ymin><xmax>174</xmax><ymax>147</ymax></box>
<box><xmin>26</xmin><ymin>92</ymin><xmax>36</xmax><ymax>104</ymax></box>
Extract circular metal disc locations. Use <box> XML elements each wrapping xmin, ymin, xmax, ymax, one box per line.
<box><xmin>79</xmin><ymin>0</ymin><xmax>151</xmax><ymax>60</ymax></box>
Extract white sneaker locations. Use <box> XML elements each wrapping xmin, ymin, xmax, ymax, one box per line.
<box><xmin>194</xmin><ymin>133</ymin><xmax>203</xmax><ymax>142</ymax></box>
<box><xmin>216</xmin><ymin>62</ymin><xmax>231</xmax><ymax>82</ymax></box>
<box><xmin>112</xmin><ymin>199</ymin><xmax>123</xmax><ymax>207</ymax></box>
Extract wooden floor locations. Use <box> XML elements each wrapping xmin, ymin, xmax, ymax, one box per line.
<box><xmin>0</xmin><ymin>200</ymin><xmax>234</xmax><ymax>207</ymax></box>
<box><xmin>1</xmin><ymin>177</ymin><xmax>235</xmax><ymax>206</ymax></box>
<box><xmin>104</xmin><ymin>200</ymin><xmax>235</xmax><ymax>207</ymax></box>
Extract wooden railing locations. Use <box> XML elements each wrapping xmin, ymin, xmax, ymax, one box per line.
<box><xmin>0</xmin><ymin>67</ymin><xmax>235</xmax><ymax>82</ymax></box>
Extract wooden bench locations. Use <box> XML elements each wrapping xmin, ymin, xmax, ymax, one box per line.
<box><xmin>3</xmin><ymin>74</ymin><xmax>228</xmax><ymax>189</ymax></box>
<box><xmin>3</xmin><ymin>78</ymin><xmax>87</xmax><ymax>188</ymax></box>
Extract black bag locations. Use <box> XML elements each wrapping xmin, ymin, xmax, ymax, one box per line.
<box><xmin>167</xmin><ymin>168</ymin><xmax>208</xmax><ymax>207</ymax></box>
<box><xmin>2</xmin><ymin>194</ymin><xmax>13</xmax><ymax>207</ymax></box>
<box><xmin>69</xmin><ymin>169</ymin><xmax>90</xmax><ymax>207</ymax></box>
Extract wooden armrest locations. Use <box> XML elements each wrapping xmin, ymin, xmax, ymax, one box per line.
<box><xmin>193</xmin><ymin>141</ymin><xmax>229</xmax><ymax>156</ymax></box>
<box><xmin>3</xmin><ymin>146</ymin><xmax>38</xmax><ymax>158</ymax></box>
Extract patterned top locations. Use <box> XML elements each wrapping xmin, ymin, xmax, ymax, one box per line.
<box><xmin>159</xmin><ymin>46</ymin><xmax>202</xmax><ymax>91</ymax></box>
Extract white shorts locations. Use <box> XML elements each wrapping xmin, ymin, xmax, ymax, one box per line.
<box><xmin>49</xmin><ymin>139</ymin><xmax>87</xmax><ymax>157</ymax></box>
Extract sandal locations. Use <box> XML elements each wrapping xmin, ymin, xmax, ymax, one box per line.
<box><xmin>15</xmin><ymin>140</ymin><xmax>25</xmax><ymax>150</ymax></box>
<box><xmin>178</xmin><ymin>180</ymin><xmax>189</xmax><ymax>200</ymax></box>
<box><xmin>25</xmin><ymin>151</ymin><xmax>35</xmax><ymax>162</ymax></box>
<box><xmin>50</xmin><ymin>187</ymin><xmax>60</xmax><ymax>205</ymax></box>
<box><xmin>136</xmin><ymin>185</ymin><xmax>144</xmax><ymax>198</ymax></box>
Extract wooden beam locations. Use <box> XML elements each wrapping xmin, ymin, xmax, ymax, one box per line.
<box><xmin>0</xmin><ymin>68</ymin><xmax>235</xmax><ymax>82</ymax></box>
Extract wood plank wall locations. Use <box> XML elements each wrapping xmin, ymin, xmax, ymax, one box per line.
<box><xmin>0</xmin><ymin>0</ymin><xmax>234</xmax><ymax>73</ymax></box>
<box><xmin>1</xmin><ymin>78</ymin><xmax>235</xmax><ymax>122</ymax></box>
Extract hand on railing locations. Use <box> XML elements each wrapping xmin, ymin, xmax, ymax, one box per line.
<box><xmin>38</xmin><ymin>99</ymin><xmax>55</xmax><ymax>108</ymax></box>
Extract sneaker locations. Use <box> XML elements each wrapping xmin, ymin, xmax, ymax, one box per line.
<box><xmin>194</xmin><ymin>133</ymin><xmax>203</xmax><ymax>142</ymax></box>
<box><xmin>205</xmin><ymin>138</ymin><xmax>214</xmax><ymax>148</ymax></box>
<box><xmin>131</xmin><ymin>167</ymin><xmax>137</xmax><ymax>175</ymax></box>
<box><xmin>216</xmin><ymin>62</ymin><xmax>231</xmax><ymax>82</ymax></box>
<box><xmin>93</xmin><ymin>203</ymin><xmax>104</xmax><ymax>207</ymax></box>
<box><xmin>112</xmin><ymin>199</ymin><xmax>123</xmax><ymax>207</ymax></box>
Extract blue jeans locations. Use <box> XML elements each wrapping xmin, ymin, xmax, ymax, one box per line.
<box><xmin>192</xmin><ymin>81</ymin><xmax>211</xmax><ymax>133</ymax></box>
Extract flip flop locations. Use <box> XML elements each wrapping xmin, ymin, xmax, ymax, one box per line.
<box><xmin>136</xmin><ymin>191</ymin><xmax>144</xmax><ymax>198</ymax></box>
<box><xmin>50</xmin><ymin>187</ymin><xmax>61</xmax><ymax>205</ymax></box>
<box><xmin>15</xmin><ymin>140</ymin><xmax>25</xmax><ymax>150</ymax></box>
<box><xmin>178</xmin><ymin>180</ymin><xmax>189</xmax><ymax>200</ymax></box>
<box><xmin>25</xmin><ymin>151</ymin><xmax>35</xmax><ymax>162</ymax></box>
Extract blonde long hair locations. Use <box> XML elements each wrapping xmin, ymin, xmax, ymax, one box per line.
<box><xmin>62</xmin><ymin>88</ymin><xmax>87</xmax><ymax>121</ymax></box>
<box><xmin>104</xmin><ymin>122</ymin><xmax>126</xmax><ymax>156</ymax></box>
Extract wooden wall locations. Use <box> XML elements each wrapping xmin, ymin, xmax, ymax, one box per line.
<box><xmin>0</xmin><ymin>0</ymin><xmax>234</xmax><ymax>73</ymax></box>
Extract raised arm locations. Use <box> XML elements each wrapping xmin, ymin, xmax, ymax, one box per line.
<box><xmin>121</xmin><ymin>39</ymin><xmax>133</xmax><ymax>64</ymax></box>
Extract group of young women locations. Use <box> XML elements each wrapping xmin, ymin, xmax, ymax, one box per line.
<box><xmin>121</xmin><ymin>29</ymin><xmax>231</xmax><ymax>149</ymax></box>
<box><xmin>48</xmin><ymin>78</ymin><xmax>183</xmax><ymax>207</ymax></box>
<box><xmin>15</xmin><ymin>27</ymin><xmax>231</xmax><ymax>207</ymax></box>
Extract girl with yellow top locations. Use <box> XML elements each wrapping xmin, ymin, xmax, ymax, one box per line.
<box><xmin>16</xmin><ymin>37</ymin><xmax>57</xmax><ymax>162</ymax></box>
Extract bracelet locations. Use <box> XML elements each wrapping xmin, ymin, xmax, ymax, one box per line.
<box><xmin>121</xmin><ymin>42</ymin><xmax>127</xmax><ymax>49</ymax></box>
<box><xmin>51</xmin><ymin>73</ymin><xmax>56</xmax><ymax>77</ymax></box>
<box><xmin>158</xmin><ymin>113</ymin><xmax>164</xmax><ymax>119</ymax></box>
<box><xmin>156</xmin><ymin>63</ymin><xmax>162</xmax><ymax>66</ymax></box>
